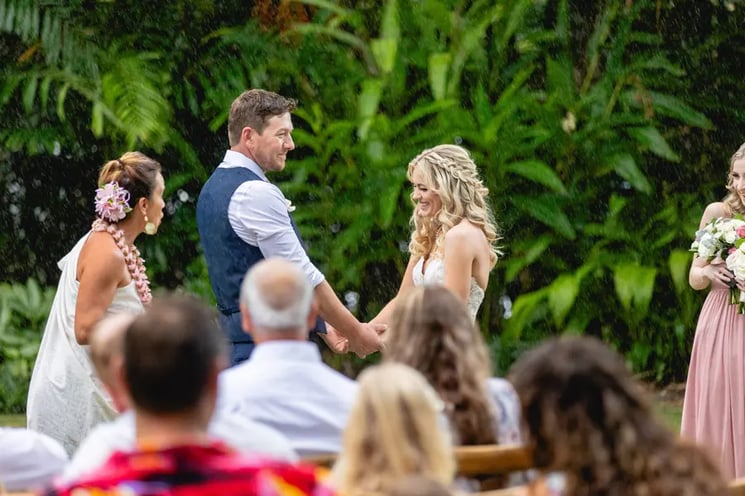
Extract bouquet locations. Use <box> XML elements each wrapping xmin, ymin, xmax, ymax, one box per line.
<box><xmin>690</xmin><ymin>215</ymin><xmax>745</xmax><ymax>313</ymax></box>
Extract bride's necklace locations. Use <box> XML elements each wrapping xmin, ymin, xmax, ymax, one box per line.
<box><xmin>92</xmin><ymin>219</ymin><xmax>152</xmax><ymax>305</ymax></box>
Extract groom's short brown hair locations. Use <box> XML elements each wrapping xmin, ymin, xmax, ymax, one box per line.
<box><xmin>228</xmin><ymin>89</ymin><xmax>297</xmax><ymax>145</ymax></box>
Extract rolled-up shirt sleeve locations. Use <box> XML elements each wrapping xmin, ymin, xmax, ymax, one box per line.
<box><xmin>228</xmin><ymin>180</ymin><xmax>326</xmax><ymax>287</ymax></box>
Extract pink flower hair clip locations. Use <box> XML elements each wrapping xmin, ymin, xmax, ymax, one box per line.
<box><xmin>95</xmin><ymin>181</ymin><xmax>132</xmax><ymax>222</ymax></box>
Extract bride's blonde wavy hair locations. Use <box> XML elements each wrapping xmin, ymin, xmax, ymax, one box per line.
<box><xmin>407</xmin><ymin>144</ymin><xmax>501</xmax><ymax>267</ymax></box>
<box><xmin>724</xmin><ymin>142</ymin><xmax>745</xmax><ymax>215</ymax></box>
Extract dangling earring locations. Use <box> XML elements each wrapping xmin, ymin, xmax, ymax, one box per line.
<box><xmin>144</xmin><ymin>214</ymin><xmax>157</xmax><ymax>235</ymax></box>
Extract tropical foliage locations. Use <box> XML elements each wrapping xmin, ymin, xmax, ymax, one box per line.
<box><xmin>0</xmin><ymin>0</ymin><xmax>744</xmax><ymax>411</ymax></box>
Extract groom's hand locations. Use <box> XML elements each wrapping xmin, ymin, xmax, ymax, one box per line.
<box><xmin>320</xmin><ymin>324</ymin><xmax>349</xmax><ymax>354</ymax></box>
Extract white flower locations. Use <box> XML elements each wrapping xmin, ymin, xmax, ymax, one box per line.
<box><xmin>727</xmin><ymin>247</ymin><xmax>745</xmax><ymax>280</ymax></box>
<box><xmin>285</xmin><ymin>199</ymin><xmax>296</xmax><ymax>212</ymax></box>
<box><xmin>696</xmin><ymin>233</ymin><xmax>719</xmax><ymax>259</ymax></box>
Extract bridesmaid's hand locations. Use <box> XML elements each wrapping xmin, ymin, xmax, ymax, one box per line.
<box><xmin>704</xmin><ymin>264</ymin><xmax>736</xmax><ymax>286</ymax></box>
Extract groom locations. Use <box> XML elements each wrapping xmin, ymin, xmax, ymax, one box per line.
<box><xmin>196</xmin><ymin>88</ymin><xmax>382</xmax><ymax>365</ymax></box>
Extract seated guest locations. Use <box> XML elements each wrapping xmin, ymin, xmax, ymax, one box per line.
<box><xmin>384</xmin><ymin>285</ymin><xmax>521</xmax><ymax>446</ymax></box>
<box><xmin>63</xmin><ymin>311</ymin><xmax>297</xmax><ymax>482</ymax></box>
<box><xmin>508</xmin><ymin>336</ymin><xmax>727</xmax><ymax>496</ymax></box>
<box><xmin>332</xmin><ymin>363</ymin><xmax>455</xmax><ymax>495</ymax></box>
<box><xmin>219</xmin><ymin>257</ymin><xmax>358</xmax><ymax>456</ymax></box>
<box><xmin>0</xmin><ymin>427</ymin><xmax>67</xmax><ymax>491</ymax></box>
<box><xmin>89</xmin><ymin>312</ymin><xmax>137</xmax><ymax>413</ymax></box>
<box><xmin>387</xmin><ymin>475</ymin><xmax>454</xmax><ymax>496</ymax></box>
<box><xmin>46</xmin><ymin>296</ymin><xmax>330</xmax><ymax>495</ymax></box>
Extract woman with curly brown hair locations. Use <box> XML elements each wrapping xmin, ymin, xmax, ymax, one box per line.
<box><xmin>683</xmin><ymin>142</ymin><xmax>745</xmax><ymax>478</ymax></box>
<box><xmin>509</xmin><ymin>336</ymin><xmax>728</xmax><ymax>496</ymax></box>
<box><xmin>383</xmin><ymin>285</ymin><xmax>521</xmax><ymax>447</ymax></box>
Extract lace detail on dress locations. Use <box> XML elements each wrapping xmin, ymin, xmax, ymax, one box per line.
<box><xmin>412</xmin><ymin>257</ymin><xmax>485</xmax><ymax>321</ymax></box>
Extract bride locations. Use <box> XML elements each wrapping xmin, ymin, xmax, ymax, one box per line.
<box><xmin>323</xmin><ymin>144</ymin><xmax>499</xmax><ymax>352</ymax></box>
<box><xmin>376</xmin><ymin>144</ymin><xmax>500</xmax><ymax>324</ymax></box>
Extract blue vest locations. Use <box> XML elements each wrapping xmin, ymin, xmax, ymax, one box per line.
<box><xmin>196</xmin><ymin>167</ymin><xmax>324</xmax><ymax>356</ymax></box>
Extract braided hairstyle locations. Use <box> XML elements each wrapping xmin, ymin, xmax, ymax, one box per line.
<box><xmin>724</xmin><ymin>142</ymin><xmax>745</xmax><ymax>216</ymax></box>
<box><xmin>407</xmin><ymin>144</ymin><xmax>500</xmax><ymax>266</ymax></box>
<box><xmin>97</xmin><ymin>151</ymin><xmax>162</xmax><ymax>222</ymax></box>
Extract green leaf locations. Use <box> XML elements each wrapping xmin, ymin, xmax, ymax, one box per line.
<box><xmin>608</xmin><ymin>153</ymin><xmax>652</xmax><ymax>194</ymax></box>
<box><xmin>380</xmin><ymin>0</ymin><xmax>400</xmax><ymax>40</ymax></box>
<box><xmin>546</xmin><ymin>55</ymin><xmax>575</xmax><ymax>103</ymax></box>
<box><xmin>503</xmin><ymin>160</ymin><xmax>567</xmax><ymax>193</ymax></box>
<box><xmin>627</xmin><ymin>126</ymin><xmax>680</xmax><ymax>162</ymax></box>
<box><xmin>512</xmin><ymin>194</ymin><xmax>576</xmax><ymax>239</ymax></box>
<box><xmin>613</xmin><ymin>263</ymin><xmax>657</xmax><ymax>317</ymax></box>
<box><xmin>21</xmin><ymin>75</ymin><xmax>37</xmax><ymax>113</ymax></box>
<box><xmin>371</xmin><ymin>38</ymin><xmax>397</xmax><ymax>74</ymax></box>
<box><xmin>547</xmin><ymin>273</ymin><xmax>580</xmax><ymax>327</ymax></box>
<box><xmin>668</xmin><ymin>249</ymin><xmax>692</xmax><ymax>295</ymax></box>
<box><xmin>290</xmin><ymin>0</ymin><xmax>352</xmax><ymax>18</ymax></box>
<box><xmin>379</xmin><ymin>179</ymin><xmax>403</xmax><ymax>227</ymax></box>
<box><xmin>357</xmin><ymin>79</ymin><xmax>382</xmax><ymax>140</ymax></box>
<box><xmin>502</xmin><ymin>287</ymin><xmax>549</xmax><ymax>343</ymax></box>
<box><xmin>621</xmin><ymin>90</ymin><xmax>713</xmax><ymax>130</ymax></box>
<box><xmin>428</xmin><ymin>53</ymin><xmax>450</xmax><ymax>101</ymax></box>
<box><xmin>91</xmin><ymin>100</ymin><xmax>103</xmax><ymax>137</ymax></box>
<box><xmin>504</xmin><ymin>235</ymin><xmax>553</xmax><ymax>283</ymax></box>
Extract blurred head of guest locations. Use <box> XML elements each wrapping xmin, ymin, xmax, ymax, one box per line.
<box><xmin>334</xmin><ymin>363</ymin><xmax>455</xmax><ymax>495</ymax></box>
<box><xmin>384</xmin><ymin>284</ymin><xmax>497</xmax><ymax>445</ymax></box>
<box><xmin>124</xmin><ymin>295</ymin><xmax>227</xmax><ymax>441</ymax></box>
<box><xmin>239</xmin><ymin>257</ymin><xmax>316</xmax><ymax>342</ymax></box>
<box><xmin>89</xmin><ymin>312</ymin><xmax>137</xmax><ymax>413</ymax></box>
<box><xmin>509</xmin><ymin>335</ymin><xmax>727</xmax><ymax>496</ymax></box>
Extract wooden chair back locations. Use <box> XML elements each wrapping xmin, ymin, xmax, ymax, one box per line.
<box><xmin>300</xmin><ymin>443</ymin><xmax>534</xmax><ymax>476</ymax></box>
<box><xmin>730</xmin><ymin>478</ymin><xmax>745</xmax><ymax>496</ymax></box>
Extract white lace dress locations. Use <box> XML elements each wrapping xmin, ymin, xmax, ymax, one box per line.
<box><xmin>412</xmin><ymin>257</ymin><xmax>485</xmax><ymax>321</ymax></box>
<box><xmin>26</xmin><ymin>232</ymin><xmax>144</xmax><ymax>456</ymax></box>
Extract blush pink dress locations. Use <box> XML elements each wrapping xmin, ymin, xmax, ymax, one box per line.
<box><xmin>681</xmin><ymin>271</ymin><xmax>745</xmax><ymax>479</ymax></box>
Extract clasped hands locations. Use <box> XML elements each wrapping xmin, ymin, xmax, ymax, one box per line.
<box><xmin>321</xmin><ymin>322</ymin><xmax>387</xmax><ymax>358</ymax></box>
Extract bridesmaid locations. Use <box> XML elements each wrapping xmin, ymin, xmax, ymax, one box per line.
<box><xmin>682</xmin><ymin>141</ymin><xmax>745</xmax><ymax>478</ymax></box>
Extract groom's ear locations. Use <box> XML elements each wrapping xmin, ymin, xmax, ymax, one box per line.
<box><xmin>239</xmin><ymin>303</ymin><xmax>255</xmax><ymax>337</ymax></box>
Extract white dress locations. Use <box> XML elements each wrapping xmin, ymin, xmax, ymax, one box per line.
<box><xmin>26</xmin><ymin>232</ymin><xmax>143</xmax><ymax>456</ymax></box>
<box><xmin>412</xmin><ymin>257</ymin><xmax>485</xmax><ymax>321</ymax></box>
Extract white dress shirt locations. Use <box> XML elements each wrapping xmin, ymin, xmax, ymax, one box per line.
<box><xmin>218</xmin><ymin>340</ymin><xmax>358</xmax><ymax>457</ymax></box>
<box><xmin>221</xmin><ymin>150</ymin><xmax>325</xmax><ymax>287</ymax></box>
<box><xmin>61</xmin><ymin>408</ymin><xmax>298</xmax><ymax>482</ymax></box>
<box><xmin>0</xmin><ymin>427</ymin><xmax>68</xmax><ymax>491</ymax></box>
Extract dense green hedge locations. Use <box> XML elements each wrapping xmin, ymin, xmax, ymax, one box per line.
<box><xmin>1</xmin><ymin>0</ymin><xmax>744</xmax><ymax>412</ymax></box>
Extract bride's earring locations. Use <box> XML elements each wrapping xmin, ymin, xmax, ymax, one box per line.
<box><xmin>144</xmin><ymin>214</ymin><xmax>157</xmax><ymax>235</ymax></box>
